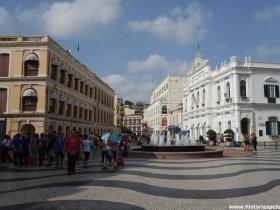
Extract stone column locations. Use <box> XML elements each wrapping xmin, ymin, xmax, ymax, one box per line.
<box><xmin>235</xmin><ymin>110</ymin><xmax>241</xmax><ymax>142</ymax></box>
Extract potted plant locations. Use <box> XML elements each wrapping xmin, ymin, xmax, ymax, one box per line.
<box><xmin>223</xmin><ymin>129</ymin><xmax>234</xmax><ymax>146</ymax></box>
<box><xmin>207</xmin><ymin>129</ymin><xmax>217</xmax><ymax>146</ymax></box>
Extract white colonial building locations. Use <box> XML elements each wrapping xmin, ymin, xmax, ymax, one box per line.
<box><xmin>144</xmin><ymin>75</ymin><xmax>186</xmax><ymax>133</ymax></box>
<box><xmin>183</xmin><ymin>56</ymin><xmax>280</xmax><ymax>142</ymax></box>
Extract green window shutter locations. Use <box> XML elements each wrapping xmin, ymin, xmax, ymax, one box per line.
<box><xmin>268</xmin><ymin>97</ymin><xmax>276</xmax><ymax>103</ymax></box>
<box><xmin>276</xmin><ymin>85</ymin><xmax>279</xmax><ymax>98</ymax></box>
<box><xmin>266</xmin><ymin>121</ymin><xmax>271</xmax><ymax>135</ymax></box>
<box><xmin>264</xmin><ymin>85</ymin><xmax>269</xmax><ymax>97</ymax></box>
<box><xmin>278</xmin><ymin>121</ymin><xmax>280</xmax><ymax>135</ymax></box>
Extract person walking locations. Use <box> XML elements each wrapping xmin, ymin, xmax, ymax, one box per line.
<box><xmin>47</xmin><ymin>132</ymin><xmax>56</xmax><ymax>167</ymax></box>
<box><xmin>244</xmin><ymin>135</ymin><xmax>251</xmax><ymax>151</ymax></box>
<box><xmin>251</xmin><ymin>133</ymin><xmax>258</xmax><ymax>151</ymax></box>
<box><xmin>13</xmin><ymin>134</ymin><xmax>21</xmax><ymax>166</ymax></box>
<box><xmin>64</xmin><ymin>129</ymin><xmax>81</xmax><ymax>175</ymax></box>
<box><xmin>2</xmin><ymin>135</ymin><xmax>12</xmax><ymax>163</ymax></box>
<box><xmin>38</xmin><ymin>133</ymin><xmax>47</xmax><ymax>166</ymax></box>
<box><xmin>82</xmin><ymin>134</ymin><xmax>91</xmax><ymax>168</ymax></box>
<box><xmin>21</xmin><ymin>134</ymin><xmax>31</xmax><ymax>167</ymax></box>
<box><xmin>216</xmin><ymin>133</ymin><xmax>221</xmax><ymax>146</ymax></box>
<box><xmin>54</xmin><ymin>133</ymin><xmax>65</xmax><ymax>168</ymax></box>
<box><xmin>219</xmin><ymin>134</ymin><xmax>225</xmax><ymax>149</ymax></box>
<box><xmin>30</xmin><ymin>134</ymin><xmax>39</xmax><ymax>165</ymax></box>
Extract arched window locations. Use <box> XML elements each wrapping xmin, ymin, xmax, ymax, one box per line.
<box><xmin>217</xmin><ymin>86</ymin><xmax>221</xmax><ymax>103</ymax></box>
<box><xmin>22</xmin><ymin>88</ymin><xmax>37</xmax><ymax>111</ymax></box>
<box><xmin>49</xmin><ymin>90</ymin><xmax>58</xmax><ymax>114</ymax></box>
<box><xmin>58</xmin><ymin>94</ymin><xmax>65</xmax><ymax>115</ymax></box>
<box><xmin>218</xmin><ymin>121</ymin><xmax>222</xmax><ymax>133</ymax></box>
<box><xmin>202</xmin><ymin>89</ymin><xmax>206</xmax><ymax>106</ymax></box>
<box><xmin>191</xmin><ymin>94</ymin><xmax>195</xmax><ymax>108</ymax></box>
<box><xmin>228</xmin><ymin>121</ymin><xmax>231</xmax><ymax>129</ymax></box>
<box><xmin>225</xmin><ymin>82</ymin><xmax>230</xmax><ymax>99</ymax></box>
<box><xmin>162</xmin><ymin>105</ymin><xmax>167</xmax><ymax>114</ymax></box>
<box><xmin>196</xmin><ymin>91</ymin><xmax>200</xmax><ymax>107</ymax></box>
<box><xmin>24</xmin><ymin>53</ymin><xmax>39</xmax><ymax>76</ymax></box>
<box><xmin>240</xmin><ymin>80</ymin><xmax>246</xmax><ymax>98</ymax></box>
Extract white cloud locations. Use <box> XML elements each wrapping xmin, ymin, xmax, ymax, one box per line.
<box><xmin>104</xmin><ymin>54</ymin><xmax>189</xmax><ymax>102</ymax></box>
<box><xmin>3</xmin><ymin>0</ymin><xmax>122</xmax><ymax>38</ymax></box>
<box><xmin>127</xmin><ymin>54</ymin><xmax>188</xmax><ymax>75</ymax></box>
<box><xmin>0</xmin><ymin>7</ymin><xmax>15</xmax><ymax>33</ymax></box>
<box><xmin>40</xmin><ymin>0</ymin><xmax>121</xmax><ymax>38</ymax></box>
<box><xmin>255</xmin><ymin>5</ymin><xmax>280</xmax><ymax>20</ymax></box>
<box><xmin>128</xmin><ymin>2</ymin><xmax>211</xmax><ymax>45</ymax></box>
<box><xmin>102</xmin><ymin>73</ymin><xmax>156</xmax><ymax>102</ymax></box>
<box><xmin>256</xmin><ymin>42</ymin><xmax>280</xmax><ymax>57</ymax></box>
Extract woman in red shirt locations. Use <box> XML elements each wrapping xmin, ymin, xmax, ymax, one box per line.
<box><xmin>64</xmin><ymin>130</ymin><xmax>81</xmax><ymax>175</ymax></box>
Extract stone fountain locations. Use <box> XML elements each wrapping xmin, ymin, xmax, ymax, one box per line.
<box><xmin>130</xmin><ymin>131</ymin><xmax>223</xmax><ymax>159</ymax></box>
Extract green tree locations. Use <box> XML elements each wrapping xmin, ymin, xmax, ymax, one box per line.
<box><xmin>223</xmin><ymin>129</ymin><xmax>234</xmax><ymax>142</ymax></box>
<box><xmin>207</xmin><ymin>129</ymin><xmax>217</xmax><ymax>141</ymax></box>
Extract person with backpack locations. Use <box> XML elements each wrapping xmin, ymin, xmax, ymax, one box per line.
<box><xmin>64</xmin><ymin>129</ymin><xmax>81</xmax><ymax>175</ymax></box>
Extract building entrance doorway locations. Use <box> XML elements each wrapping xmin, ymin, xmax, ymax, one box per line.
<box><xmin>241</xmin><ymin>118</ymin><xmax>250</xmax><ymax>136</ymax></box>
<box><xmin>0</xmin><ymin>121</ymin><xmax>6</xmax><ymax>137</ymax></box>
<box><xmin>20</xmin><ymin>124</ymin><xmax>36</xmax><ymax>135</ymax></box>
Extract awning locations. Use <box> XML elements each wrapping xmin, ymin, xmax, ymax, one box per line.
<box><xmin>23</xmin><ymin>88</ymin><xmax>37</xmax><ymax>97</ymax></box>
<box><xmin>25</xmin><ymin>53</ymin><xmax>39</xmax><ymax>62</ymax></box>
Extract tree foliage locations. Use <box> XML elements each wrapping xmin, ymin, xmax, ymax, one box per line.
<box><xmin>207</xmin><ymin>129</ymin><xmax>217</xmax><ymax>141</ymax></box>
<box><xmin>223</xmin><ymin>129</ymin><xmax>234</xmax><ymax>142</ymax></box>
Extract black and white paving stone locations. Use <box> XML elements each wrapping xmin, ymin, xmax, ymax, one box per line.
<box><xmin>0</xmin><ymin>147</ymin><xmax>279</xmax><ymax>210</ymax></box>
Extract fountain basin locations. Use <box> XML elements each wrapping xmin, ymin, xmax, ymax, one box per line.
<box><xmin>129</xmin><ymin>146</ymin><xmax>223</xmax><ymax>159</ymax></box>
<box><xmin>140</xmin><ymin>145</ymin><xmax>206</xmax><ymax>152</ymax></box>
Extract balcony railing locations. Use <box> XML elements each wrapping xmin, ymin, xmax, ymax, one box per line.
<box><xmin>240</xmin><ymin>96</ymin><xmax>250</xmax><ymax>103</ymax></box>
<box><xmin>0</xmin><ymin>35</ymin><xmax>48</xmax><ymax>43</ymax></box>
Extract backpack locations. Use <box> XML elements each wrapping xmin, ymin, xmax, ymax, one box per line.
<box><xmin>107</xmin><ymin>149</ymin><xmax>114</xmax><ymax>159</ymax></box>
<box><xmin>38</xmin><ymin>138</ymin><xmax>46</xmax><ymax>148</ymax></box>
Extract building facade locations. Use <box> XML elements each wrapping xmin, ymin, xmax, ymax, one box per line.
<box><xmin>114</xmin><ymin>96</ymin><xmax>124</xmax><ymax>134</ymax></box>
<box><xmin>183</xmin><ymin>56</ymin><xmax>280</xmax><ymax>142</ymax></box>
<box><xmin>144</xmin><ymin>75</ymin><xmax>186</xmax><ymax>133</ymax></box>
<box><xmin>0</xmin><ymin>35</ymin><xmax>115</xmax><ymax>137</ymax></box>
<box><xmin>122</xmin><ymin>114</ymin><xmax>143</xmax><ymax>135</ymax></box>
<box><xmin>169</xmin><ymin>103</ymin><xmax>183</xmax><ymax>128</ymax></box>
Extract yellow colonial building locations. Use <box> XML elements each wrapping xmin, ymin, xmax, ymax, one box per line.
<box><xmin>0</xmin><ymin>35</ymin><xmax>115</xmax><ymax>137</ymax></box>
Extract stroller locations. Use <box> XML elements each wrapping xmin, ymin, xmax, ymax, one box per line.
<box><xmin>102</xmin><ymin>145</ymin><xmax>115</xmax><ymax>170</ymax></box>
<box><xmin>116</xmin><ymin>144</ymin><xmax>124</xmax><ymax>168</ymax></box>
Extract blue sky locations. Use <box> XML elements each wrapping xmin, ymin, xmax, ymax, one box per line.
<box><xmin>0</xmin><ymin>0</ymin><xmax>280</xmax><ymax>102</ymax></box>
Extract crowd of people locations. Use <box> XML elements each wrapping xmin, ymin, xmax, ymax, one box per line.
<box><xmin>214</xmin><ymin>132</ymin><xmax>258</xmax><ymax>151</ymax></box>
<box><xmin>0</xmin><ymin>130</ymin><xmax>127</xmax><ymax>175</ymax></box>
<box><xmin>243</xmin><ymin>133</ymin><xmax>258</xmax><ymax>151</ymax></box>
